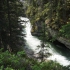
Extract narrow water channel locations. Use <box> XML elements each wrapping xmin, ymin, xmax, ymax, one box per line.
<box><xmin>20</xmin><ymin>17</ymin><xmax>70</xmax><ymax>66</ymax></box>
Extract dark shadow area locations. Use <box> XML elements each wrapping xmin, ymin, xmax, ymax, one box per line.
<box><xmin>52</xmin><ymin>40</ymin><xmax>70</xmax><ymax>61</ymax></box>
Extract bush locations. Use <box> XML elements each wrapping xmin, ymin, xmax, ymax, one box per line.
<box><xmin>32</xmin><ymin>61</ymin><xmax>69</xmax><ymax>70</ymax></box>
<box><xmin>0</xmin><ymin>49</ymin><xmax>69</xmax><ymax>70</ymax></box>
<box><xmin>0</xmin><ymin>49</ymin><xmax>26</xmax><ymax>69</ymax></box>
<box><xmin>59</xmin><ymin>23</ymin><xmax>70</xmax><ymax>38</ymax></box>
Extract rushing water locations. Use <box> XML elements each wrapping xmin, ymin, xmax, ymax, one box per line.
<box><xmin>20</xmin><ymin>17</ymin><xmax>70</xmax><ymax>66</ymax></box>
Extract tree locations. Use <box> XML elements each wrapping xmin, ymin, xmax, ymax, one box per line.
<box><xmin>0</xmin><ymin>0</ymin><xmax>25</xmax><ymax>52</ymax></box>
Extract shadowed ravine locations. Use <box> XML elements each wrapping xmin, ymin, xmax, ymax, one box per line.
<box><xmin>20</xmin><ymin>17</ymin><xmax>70</xmax><ymax>66</ymax></box>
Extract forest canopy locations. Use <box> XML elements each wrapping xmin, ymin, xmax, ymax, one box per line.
<box><xmin>26</xmin><ymin>0</ymin><xmax>70</xmax><ymax>38</ymax></box>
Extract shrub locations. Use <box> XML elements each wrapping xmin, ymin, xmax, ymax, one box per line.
<box><xmin>0</xmin><ymin>49</ymin><xmax>69</xmax><ymax>70</ymax></box>
<box><xmin>59</xmin><ymin>23</ymin><xmax>70</xmax><ymax>38</ymax></box>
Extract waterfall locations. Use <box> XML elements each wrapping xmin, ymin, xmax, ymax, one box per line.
<box><xmin>19</xmin><ymin>17</ymin><xmax>41</xmax><ymax>52</ymax></box>
<box><xmin>19</xmin><ymin>17</ymin><xmax>70</xmax><ymax>66</ymax></box>
<box><xmin>25</xmin><ymin>21</ymin><xmax>32</xmax><ymax>37</ymax></box>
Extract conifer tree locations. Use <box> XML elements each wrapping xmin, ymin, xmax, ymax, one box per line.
<box><xmin>0</xmin><ymin>0</ymin><xmax>25</xmax><ymax>52</ymax></box>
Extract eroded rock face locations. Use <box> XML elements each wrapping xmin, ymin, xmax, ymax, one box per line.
<box><xmin>47</xmin><ymin>27</ymin><xmax>70</xmax><ymax>49</ymax></box>
<box><xmin>57</xmin><ymin>37</ymin><xmax>70</xmax><ymax>49</ymax></box>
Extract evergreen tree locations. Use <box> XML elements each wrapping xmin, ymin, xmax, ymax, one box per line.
<box><xmin>0</xmin><ymin>0</ymin><xmax>25</xmax><ymax>52</ymax></box>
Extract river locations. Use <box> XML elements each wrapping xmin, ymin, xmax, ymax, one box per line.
<box><xmin>19</xmin><ymin>17</ymin><xmax>70</xmax><ymax>66</ymax></box>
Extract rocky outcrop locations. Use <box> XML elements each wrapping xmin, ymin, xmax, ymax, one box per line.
<box><xmin>57</xmin><ymin>37</ymin><xmax>70</xmax><ymax>49</ymax></box>
<box><xmin>47</xmin><ymin>27</ymin><xmax>70</xmax><ymax>49</ymax></box>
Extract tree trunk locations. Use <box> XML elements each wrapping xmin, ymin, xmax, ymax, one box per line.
<box><xmin>7</xmin><ymin>0</ymin><xmax>12</xmax><ymax>52</ymax></box>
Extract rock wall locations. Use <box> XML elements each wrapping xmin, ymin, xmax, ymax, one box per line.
<box><xmin>47</xmin><ymin>27</ymin><xmax>70</xmax><ymax>49</ymax></box>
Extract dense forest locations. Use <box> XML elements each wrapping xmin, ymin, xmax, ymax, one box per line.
<box><xmin>0</xmin><ymin>0</ymin><xmax>70</xmax><ymax>70</ymax></box>
<box><xmin>0</xmin><ymin>0</ymin><xmax>25</xmax><ymax>52</ymax></box>
<box><xmin>26</xmin><ymin>0</ymin><xmax>70</xmax><ymax>39</ymax></box>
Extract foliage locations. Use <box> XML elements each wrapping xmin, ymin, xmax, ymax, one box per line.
<box><xmin>26</xmin><ymin>0</ymin><xmax>49</xmax><ymax>24</ymax></box>
<box><xmin>25</xmin><ymin>0</ymin><xmax>70</xmax><ymax>39</ymax></box>
<box><xmin>0</xmin><ymin>49</ymin><xmax>29</xmax><ymax>69</ymax></box>
<box><xmin>0</xmin><ymin>0</ymin><xmax>70</xmax><ymax>70</ymax></box>
<box><xmin>0</xmin><ymin>49</ymin><xmax>69</xmax><ymax>70</ymax></box>
<box><xmin>59</xmin><ymin>23</ymin><xmax>70</xmax><ymax>38</ymax></box>
<box><xmin>37</xmin><ymin>42</ymin><xmax>50</xmax><ymax>62</ymax></box>
<box><xmin>0</xmin><ymin>0</ymin><xmax>25</xmax><ymax>52</ymax></box>
<box><xmin>32</xmin><ymin>61</ymin><xmax>70</xmax><ymax>70</ymax></box>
